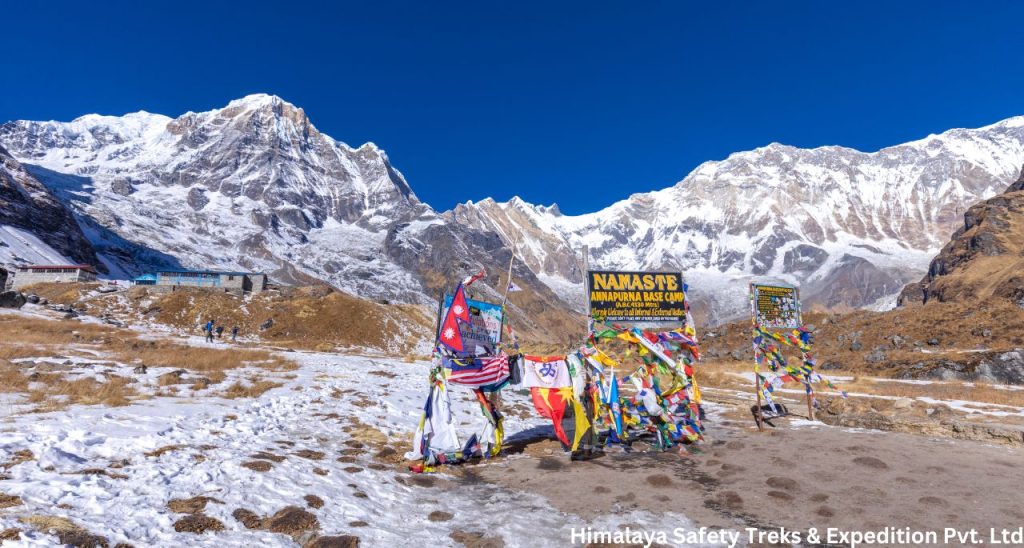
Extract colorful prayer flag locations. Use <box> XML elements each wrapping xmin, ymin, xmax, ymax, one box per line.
<box><xmin>438</xmin><ymin>307</ymin><xmax>464</xmax><ymax>352</ymax></box>
<box><xmin>463</xmin><ymin>269</ymin><xmax>486</xmax><ymax>287</ymax></box>
<box><xmin>450</xmin><ymin>284</ymin><xmax>470</xmax><ymax>323</ymax></box>
<box><xmin>520</xmin><ymin>355</ymin><xmax>572</xmax><ymax>388</ymax></box>
<box><xmin>530</xmin><ymin>386</ymin><xmax>574</xmax><ymax>446</ymax></box>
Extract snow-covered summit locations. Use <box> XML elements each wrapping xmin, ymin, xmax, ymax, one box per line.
<box><xmin>453</xmin><ymin>117</ymin><xmax>1024</xmax><ymax>320</ymax></box>
<box><xmin>3</xmin><ymin>96</ymin><xmax>1024</xmax><ymax>324</ymax></box>
<box><xmin>0</xmin><ymin>95</ymin><xmax>432</xmax><ymax>296</ymax></box>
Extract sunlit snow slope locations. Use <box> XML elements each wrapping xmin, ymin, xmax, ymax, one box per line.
<box><xmin>3</xmin><ymin>96</ymin><xmax>1024</xmax><ymax>323</ymax></box>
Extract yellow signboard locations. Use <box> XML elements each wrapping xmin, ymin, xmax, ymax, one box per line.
<box><xmin>588</xmin><ymin>271</ymin><xmax>686</xmax><ymax>322</ymax></box>
<box><xmin>750</xmin><ymin>282</ymin><xmax>802</xmax><ymax>329</ymax></box>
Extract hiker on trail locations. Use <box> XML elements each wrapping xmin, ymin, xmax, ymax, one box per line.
<box><xmin>231</xmin><ymin>326</ymin><xmax>239</xmax><ymax>342</ymax></box>
<box><xmin>204</xmin><ymin>319</ymin><xmax>215</xmax><ymax>343</ymax></box>
<box><xmin>216</xmin><ymin>325</ymin><xmax>224</xmax><ymax>339</ymax></box>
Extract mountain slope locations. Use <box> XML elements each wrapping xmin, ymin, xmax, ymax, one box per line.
<box><xmin>453</xmin><ymin>119</ymin><xmax>1024</xmax><ymax>321</ymax></box>
<box><xmin>0</xmin><ymin>96</ymin><xmax>579</xmax><ymax>342</ymax></box>
<box><xmin>3</xmin><ymin>96</ymin><xmax>1024</xmax><ymax>327</ymax></box>
<box><xmin>899</xmin><ymin>168</ymin><xmax>1024</xmax><ymax>307</ymax></box>
<box><xmin>0</xmin><ymin>144</ymin><xmax>98</xmax><ymax>271</ymax></box>
<box><xmin>0</xmin><ymin>95</ymin><xmax>434</xmax><ymax>295</ymax></box>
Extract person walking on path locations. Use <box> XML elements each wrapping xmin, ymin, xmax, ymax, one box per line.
<box><xmin>204</xmin><ymin>319</ymin><xmax>215</xmax><ymax>343</ymax></box>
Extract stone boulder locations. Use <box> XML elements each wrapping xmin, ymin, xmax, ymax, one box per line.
<box><xmin>975</xmin><ymin>350</ymin><xmax>1024</xmax><ymax>384</ymax></box>
<box><xmin>0</xmin><ymin>291</ymin><xmax>26</xmax><ymax>309</ymax></box>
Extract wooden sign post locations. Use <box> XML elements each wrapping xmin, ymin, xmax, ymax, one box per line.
<box><xmin>749</xmin><ymin>281</ymin><xmax>814</xmax><ymax>427</ymax></box>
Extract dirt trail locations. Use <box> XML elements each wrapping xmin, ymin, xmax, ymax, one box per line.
<box><xmin>474</xmin><ymin>410</ymin><xmax>1024</xmax><ymax>539</ymax></box>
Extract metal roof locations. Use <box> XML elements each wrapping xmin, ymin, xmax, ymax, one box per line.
<box><xmin>18</xmin><ymin>264</ymin><xmax>97</xmax><ymax>274</ymax></box>
<box><xmin>155</xmin><ymin>269</ymin><xmax>265</xmax><ymax>276</ymax></box>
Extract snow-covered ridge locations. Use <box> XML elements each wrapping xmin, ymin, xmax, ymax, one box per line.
<box><xmin>0</xmin><ymin>94</ymin><xmax>434</xmax><ymax>301</ymax></box>
<box><xmin>451</xmin><ymin>116</ymin><xmax>1024</xmax><ymax>320</ymax></box>
<box><xmin>3</xmin><ymin>95</ymin><xmax>1024</xmax><ymax>323</ymax></box>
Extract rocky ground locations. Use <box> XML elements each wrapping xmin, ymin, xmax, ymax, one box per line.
<box><xmin>476</xmin><ymin>406</ymin><xmax>1024</xmax><ymax>543</ymax></box>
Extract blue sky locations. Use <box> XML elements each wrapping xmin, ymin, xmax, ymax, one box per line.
<box><xmin>2</xmin><ymin>1</ymin><xmax>1022</xmax><ymax>214</ymax></box>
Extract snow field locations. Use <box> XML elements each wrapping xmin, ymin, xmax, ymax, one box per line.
<box><xmin>0</xmin><ymin>346</ymin><xmax>696</xmax><ymax>547</ymax></box>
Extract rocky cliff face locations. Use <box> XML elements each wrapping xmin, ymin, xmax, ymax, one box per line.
<box><xmin>0</xmin><ymin>145</ymin><xmax>98</xmax><ymax>269</ymax></box>
<box><xmin>899</xmin><ymin>168</ymin><xmax>1024</xmax><ymax>307</ymax></box>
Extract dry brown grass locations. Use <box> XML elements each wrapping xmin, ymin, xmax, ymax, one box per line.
<box><xmin>0</xmin><ymin>355</ymin><xmax>138</xmax><ymax>412</ymax></box>
<box><xmin>18</xmin><ymin>283</ymin><xmax>99</xmax><ymax>306</ymax></box>
<box><xmin>0</xmin><ymin>361</ymin><xmax>30</xmax><ymax>392</ymax></box>
<box><xmin>122</xmin><ymin>341</ymin><xmax>295</xmax><ymax>373</ymax></box>
<box><xmin>19</xmin><ymin>515</ymin><xmax>79</xmax><ymax>532</ymax></box>
<box><xmin>222</xmin><ymin>379</ymin><xmax>282</xmax><ymax>399</ymax></box>
<box><xmin>0</xmin><ymin>313</ymin><xmax>297</xmax><ymax>408</ymax></box>
<box><xmin>144</xmin><ymin>445</ymin><xmax>187</xmax><ymax>458</ymax></box>
<box><xmin>698</xmin><ymin>358</ymin><xmax>1024</xmax><ymax>409</ymax></box>
<box><xmin>696</xmin><ymin>367</ymin><xmax>751</xmax><ymax>392</ymax></box>
<box><xmin>103</xmin><ymin>285</ymin><xmax>435</xmax><ymax>354</ymax></box>
<box><xmin>0</xmin><ymin>345</ymin><xmax>53</xmax><ymax>361</ymax></box>
<box><xmin>0</xmin><ymin>314</ymin><xmax>294</xmax><ymax>374</ymax></box>
<box><xmin>701</xmin><ymin>300</ymin><xmax>1024</xmax><ymax>380</ymax></box>
<box><xmin>838</xmin><ymin>377</ymin><xmax>1024</xmax><ymax>407</ymax></box>
<box><xmin>27</xmin><ymin>375</ymin><xmax>137</xmax><ymax>412</ymax></box>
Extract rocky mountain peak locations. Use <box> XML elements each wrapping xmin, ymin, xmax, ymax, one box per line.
<box><xmin>0</xmin><ymin>145</ymin><xmax>99</xmax><ymax>269</ymax></box>
<box><xmin>0</xmin><ymin>95</ymin><xmax>431</xmax><ymax>290</ymax></box>
<box><xmin>1008</xmin><ymin>165</ymin><xmax>1024</xmax><ymax>193</ymax></box>
<box><xmin>4</xmin><ymin>96</ymin><xmax>1024</xmax><ymax>326</ymax></box>
<box><xmin>898</xmin><ymin>164</ymin><xmax>1024</xmax><ymax>307</ymax></box>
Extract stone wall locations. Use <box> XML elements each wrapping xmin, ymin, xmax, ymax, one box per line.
<box><xmin>12</xmin><ymin>269</ymin><xmax>91</xmax><ymax>290</ymax></box>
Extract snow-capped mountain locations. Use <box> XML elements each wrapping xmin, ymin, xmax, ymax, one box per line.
<box><xmin>2</xmin><ymin>95</ymin><xmax>1024</xmax><ymax>325</ymax></box>
<box><xmin>0</xmin><ymin>94</ymin><xmax>443</xmax><ymax>298</ymax></box>
<box><xmin>0</xmin><ymin>144</ymin><xmax>98</xmax><ymax>273</ymax></box>
<box><xmin>451</xmin><ymin>120</ymin><xmax>1024</xmax><ymax>320</ymax></box>
<box><xmin>0</xmin><ymin>95</ymin><xmax>580</xmax><ymax>339</ymax></box>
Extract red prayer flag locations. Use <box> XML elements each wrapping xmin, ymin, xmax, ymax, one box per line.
<box><xmin>438</xmin><ymin>307</ymin><xmax>464</xmax><ymax>352</ymax></box>
<box><xmin>450</xmin><ymin>284</ymin><xmax>470</xmax><ymax>323</ymax></box>
<box><xmin>530</xmin><ymin>387</ymin><xmax>571</xmax><ymax>446</ymax></box>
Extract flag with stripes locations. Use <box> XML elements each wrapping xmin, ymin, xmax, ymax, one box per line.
<box><xmin>444</xmin><ymin>355</ymin><xmax>510</xmax><ymax>388</ymax></box>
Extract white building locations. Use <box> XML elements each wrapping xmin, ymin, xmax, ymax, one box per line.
<box><xmin>12</xmin><ymin>264</ymin><xmax>98</xmax><ymax>290</ymax></box>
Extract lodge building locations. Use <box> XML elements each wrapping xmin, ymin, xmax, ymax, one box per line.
<box><xmin>133</xmin><ymin>269</ymin><xmax>267</xmax><ymax>295</ymax></box>
<box><xmin>11</xmin><ymin>264</ymin><xmax>99</xmax><ymax>290</ymax></box>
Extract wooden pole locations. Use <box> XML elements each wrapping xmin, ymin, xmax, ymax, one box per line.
<box><xmin>754</xmin><ymin>362</ymin><xmax>764</xmax><ymax>432</ymax></box>
<box><xmin>751</xmin><ymin>283</ymin><xmax>765</xmax><ymax>432</ymax></box>
<box><xmin>493</xmin><ymin>236</ymin><xmax>521</xmax><ymax>417</ymax></box>
<box><xmin>433</xmin><ymin>289</ymin><xmax>445</xmax><ymax>347</ymax></box>
<box><xmin>499</xmin><ymin>234</ymin><xmax>521</xmax><ymax>309</ymax></box>
<box><xmin>582</xmin><ymin>246</ymin><xmax>591</xmax><ymax>337</ymax></box>
<box><xmin>796</xmin><ymin>285</ymin><xmax>814</xmax><ymax>421</ymax></box>
<box><xmin>580</xmin><ymin>246</ymin><xmax>598</xmax><ymax>454</ymax></box>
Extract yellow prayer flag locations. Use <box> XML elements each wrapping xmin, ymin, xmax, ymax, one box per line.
<box><xmin>570</xmin><ymin>397</ymin><xmax>591</xmax><ymax>451</ymax></box>
<box><xmin>617</xmin><ymin>331</ymin><xmax>641</xmax><ymax>344</ymax></box>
